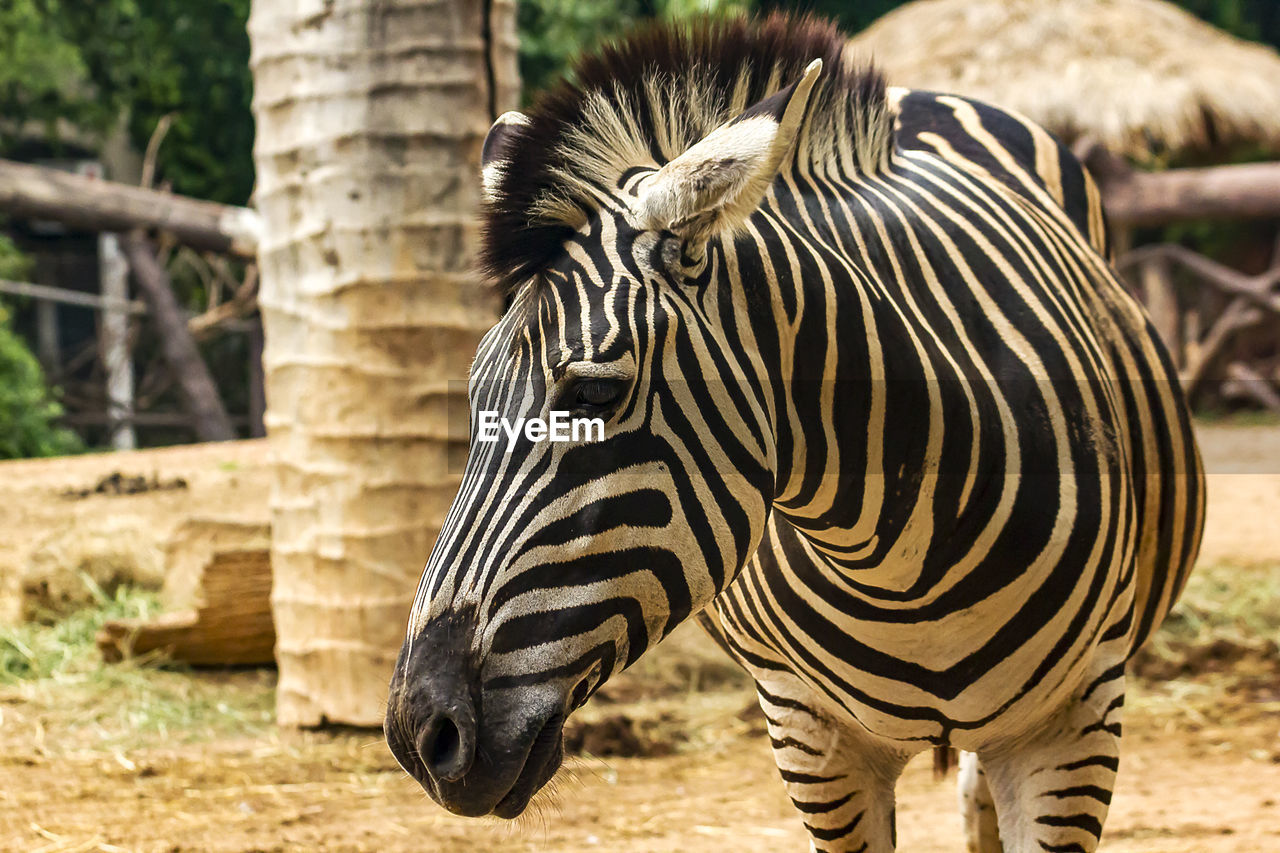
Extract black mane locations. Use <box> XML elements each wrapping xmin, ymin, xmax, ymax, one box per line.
<box><xmin>480</xmin><ymin>13</ymin><xmax>888</xmax><ymax>296</ymax></box>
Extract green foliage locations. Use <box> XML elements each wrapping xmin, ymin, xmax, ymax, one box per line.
<box><xmin>0</xmin><ymin>0</ymin><xmax>91</xmax><ymax>138</ymax></box>
<box><xmin>518</xmin><ymin>0</ymin><xmax>751</xmax><ymax>96</ymax></box>
<box><xmin>1173</xmin><ymin>0</ymin><xmax>1280</xmax><ymax>46</ymax></box>
<box><xmin>0</xmin><ymin>299</ymin><xmax>82</xmax><ymax>460</ymax></box>
<box><xmin>0</xmin><ymin>233</ymin><xmax>32</xmax><ymax>281</ymax></box>
<box><xmin>757</xmin><ymin>0</ymin><xmax>907</xmax><ymax>34</ymax></box>
<box><xmin>52</xmin><ymin>0</ymin><xmax>255</xmax><ymax>205</ymax></box>
<box><xmin>0</xmin><ymin>0</ymin><xmax>254</xmax><ymax>205</ymax></box>
<box><xmin>0</xmin><ymin>235</ymin><xmax>79</xmax><ymax>459</ymax></box>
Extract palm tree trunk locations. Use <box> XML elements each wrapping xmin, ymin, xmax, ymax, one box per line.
<box><xmin>249</xmin><ymin>0</ymin><xmax>518</xmax><ymax>726</ymax></box>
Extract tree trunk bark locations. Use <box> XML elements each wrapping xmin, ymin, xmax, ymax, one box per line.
<box><xmin>249</xmin><ymin>0</ymin><xmax>517</xmax><ymax>726</ymax></box>
<box><xmin>99</xmin><ymin>233</ymin><xmax>137</xmax><ymax>450</ymax></box>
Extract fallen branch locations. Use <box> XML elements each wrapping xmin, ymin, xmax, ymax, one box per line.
<box><xmin>0</xmin><ymin>158</ymin><xmax>259</xmax><ymax>257</ymax></box>
<box><xmin>1184</xmin><ymin>299</ymin><xmax>1264</xmax><ymax>399</ymax></box>
<box><xmin>1098</xmin><ymin>160</ymin><xmax>1280</xmax><ymax>227</ymax></box>
<box><xmin>123</xmin><ymin>232</ymin><xmax>236</xmax><ymax>442</ymax></box>
<box><xmin>1223</xmin><ymin>362</ymin><xmax>1280</xmax><ymax>413</ymax></box>
<box><xmin>189</xmin><ymin>265</ymin><xmax>259</xmax><ymax>341</ymax></box>
<box><xmin>1117</xmin><ymin>244</ymin><xmax>1280</xmax><ymax>316</ymax></box>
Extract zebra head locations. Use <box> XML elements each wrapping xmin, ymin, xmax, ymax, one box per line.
<box><xmin>386</xmin><ymin>23</ymin><xmax>841</xmax><ymax>818</ymax></box>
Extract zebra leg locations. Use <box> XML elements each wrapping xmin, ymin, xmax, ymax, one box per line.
<box><xmin>957</xmin><ymin>750</ymin><xmax>1003</xmax><ymax>852</ymax></box>
<box><xmin>977</xmin><ymin>660</ymin><xmax>1125</xmax><ymax>853</ymax></box>
<box><xmin>757</xmin><ymin>677</ymin><xmax>910</xmax><ymax>853</ymax></box>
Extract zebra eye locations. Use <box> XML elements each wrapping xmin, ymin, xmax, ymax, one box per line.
<box><xmin>577</xmin><ymin>379</ymin><xmax>623</xmax><ymax>409</ymax></box>
<box><xmin>560</xmin><ymin>377</ymin><xmax>627</xmax><ymax>417</ymax></box>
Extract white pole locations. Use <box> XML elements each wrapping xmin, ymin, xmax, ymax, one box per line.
<box><xmin>99</xmin><ymin>232</ymin><xmax>136</xmax><ymax>450</ymax></box>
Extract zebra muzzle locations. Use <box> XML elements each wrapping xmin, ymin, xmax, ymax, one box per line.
<box><xmin>385</xmin><ymin>630</ymin><xmax>572</xmax><ymax>818</ymax></box>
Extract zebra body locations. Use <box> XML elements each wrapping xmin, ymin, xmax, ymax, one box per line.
<box><xmin>385</xmin><ymin>16</ymin><xmax>1204</xmax><ymax>852</ymax></box>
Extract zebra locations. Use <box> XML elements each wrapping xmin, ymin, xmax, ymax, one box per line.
<box><xmin>384</xmin><ymin>14</ymin><xmax>1205</xmax><ymax>852</ymax></box>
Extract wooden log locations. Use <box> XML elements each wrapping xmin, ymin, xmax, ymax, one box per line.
<box><xmin>1184</xmin><ymin>306</ymin><xmax>1202</xmax><ymax>368</ymax></box>
<box><xmin>160</xmin><ymin>517</ymin><xmax>270</xmax><ymax>609</ymax></box>
<box><xmin>96</xmin><ymin>548</ymin><xmax>274</xmax><ymax>666</ymax></box>
<box><xmin>247</xmin><ymin>318</ymin><xmax>267</xmax><ymax>439</ymax></box>
<box><xmin>97</xmin><ymin>518</ymin><xmax>274</xmax><ymax>666</ymax></box>
<box><xmin>0</xmin><ymin>158</ymin><xmax>259</xmax><ymax>257</ymax></box>
<box><xmin>123</xmin><ymin>232</ymin><xmax>236</xmax><ymax>442</ymax></box>
<box><xmin>1101</xmin><ymin>161</ymin><xmax>1280</xmax><ymax>226</ymax></box>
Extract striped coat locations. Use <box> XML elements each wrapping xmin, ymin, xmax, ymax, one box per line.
<box><xmin>384</xmin><ymin>15</ymin><xmax>1204</xmax><ymax>852</ymax></box>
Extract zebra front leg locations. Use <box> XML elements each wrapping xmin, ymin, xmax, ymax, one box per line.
<box><xmin>978</xmin><ymin>659</ymin><xmax>1125</xmax><ymax>853</ymax></box>
<box><xmin>958</xmin><ymin>750</ymin><xmax>1003</xmax><ymax>853</ymax></box>
<box><xmin>756</xmin><ymin>677</ymin><xmax>910</xmax><ymax>853</ymax></box>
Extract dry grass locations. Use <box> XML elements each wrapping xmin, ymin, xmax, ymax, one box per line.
<box><xmin>1161</xmin><ymin>562</ymin><xmax>1280</xmax><ymax>646</ymax></box>
<box><xmin>1129</xmin><ymin>561</ymin><xmax>1280</xmax><ymax>740</ymax></box>
<box><xmin>4</xmin><ymin>558</ymin><xmax>1274</xmax><ymax>761</ymax></box>
<box><xmin>0</xmin><ymin>579</ymin><xmax>274</xmax><ymax>754</ymax></box>
<box><xmin>850</xmin><ymin>0</ymin><xmax>1280</xmax><ymax>160</ymax></box>
<box><xmin>0</xmin><ymin>563</ymin><xmax>1276</xmax><ymax>852</ymax></box>
<box><xmin>16</xmin><ymin>518</ymin><xmax>164</xmax><ymax>622</ymax></box>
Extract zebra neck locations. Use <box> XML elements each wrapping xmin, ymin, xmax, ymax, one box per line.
<box><xmin>745</xmin><ymin>171</ymin><xmax>962</xmax><ymax>590</ymax></box>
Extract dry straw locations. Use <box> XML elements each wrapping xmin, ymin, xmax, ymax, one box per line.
<box><xmin>849</xmin><ymin>0</ymin><xmax>1280</xmax><ymax>160</ymax></box>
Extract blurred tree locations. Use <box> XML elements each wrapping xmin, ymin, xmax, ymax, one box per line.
<box><xmin>0</xmin><ymin>1</ymin><xmax>92</xmax><ymax>138</ymax></box>
<box><xmin>2</xmin><ymin>0</ymin><xmax>1270</xmax><ymax>207</ymax></box>
<box><xmin>1174</xmin><ymin>0</ymin><xmax>1280</xmax><ymax>46</ymax></box>
<box><xmin>519</xmin><ymin>0</ymin><xmax>750</xmax><ymax>95</ymax></box>
<box><xmin>0</xmin><ymin>234</ymin><xmax>81</xmax><ymax>459</ymax></box>
<box><xmin>249</xmin><ymin>0</ymin><xmax>518</xmax><ymax>726</ymax></box>
<box><xmin>0</xmin><ymin>234</ymin><xmax>31</xmax><ymax>282</ymax></box>
<box><xmin>50</xmin><ymin>0</ymin><xmax>255</xmax><ymax>206</ymax></box>
<box><xmin>0</xmin><ymin>302</ymin><xmax>83</xmax><ymax>459</ymax></box>
<box><xmin>0</xmin><ymin>0</ymin><xmax>254</xmax><ymax>206</ymax></box>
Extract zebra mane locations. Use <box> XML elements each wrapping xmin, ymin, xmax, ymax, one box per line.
<box><xmin>480</xmin><ymin>14</ymin><xmax>891</xmax><ymax>296</ymax></box>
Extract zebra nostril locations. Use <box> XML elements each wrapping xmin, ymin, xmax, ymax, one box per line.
<box><xmin>431</xmin><ymin>717</ymin><xmax>460</xmax><ymax>768</ymax></box>
<box><xmin>418</xmin><ymin>709</ymin><xmax>475</xmax><ymax>783</ymax></box>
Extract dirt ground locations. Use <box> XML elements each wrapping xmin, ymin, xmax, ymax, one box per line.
<box><xmin>1</xmin><ymin>422</ymin><xmax>1278</xmax><ymax>852</ymax></box>
<box><xmin>0</xmin><ymin>440</ymin><xmax>272</xmax><ymax>623</ymax></box>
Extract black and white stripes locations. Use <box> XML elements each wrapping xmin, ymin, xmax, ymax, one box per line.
<box><xmin>386</xmin><ymin>15</ymin><xmax>1204</xmax><ymax>850</ymax></box>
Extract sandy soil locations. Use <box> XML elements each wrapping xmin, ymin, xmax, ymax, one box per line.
<box><xmin>1</xmin><ymin>422</ymin><xmax>1277</xmax><ymax>852</ymax></box>
<box><xmin>0</xmin><ymin>440</ymin><xmax>271</xmax><ymax>623</ymax></box>
<box><xmin>1194</xmin><ymin>422</ymin><xmax>1280</xmax><ymax>569</ymax></box>
<box><xmin>3</xmin><ymin>683</ymin><xmax>1278</xmax><ymax>853</ymax></box>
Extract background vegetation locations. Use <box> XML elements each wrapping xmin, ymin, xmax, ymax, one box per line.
<box><xmin>0</xmin><ymin>234</ymin><xmax>82</xmax><ymax>459</ymax></box>
<box><xmin>4</xmin><ymin>0</ymin><xmax>1276</xmax><ymax>207</ymax></box>
<box><xmin>1</xmin><ymin>0</ymin><xmax>1278</xmax><ymax>457</ymax></box>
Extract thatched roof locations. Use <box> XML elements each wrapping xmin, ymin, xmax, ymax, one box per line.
<box><xmin>849</xmin><ymin>0</ymin><xmax>1280</xmax><ymax>160</ymax></box>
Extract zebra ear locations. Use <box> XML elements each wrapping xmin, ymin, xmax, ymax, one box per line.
<box><xmin>482</xmin><ymin>111</ymin><xmax>528</xmax><ymax>201</ymax></box>
<box><xmin>633</xmin><ymin>58</ymin><xmax>823</xmax><ymax>241</ymax></box>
